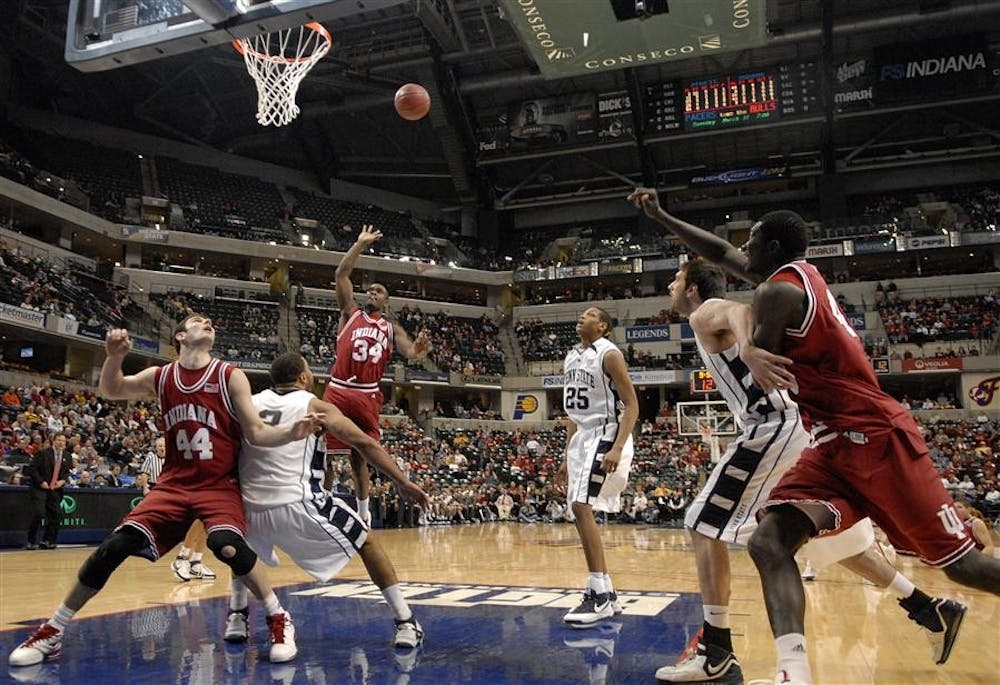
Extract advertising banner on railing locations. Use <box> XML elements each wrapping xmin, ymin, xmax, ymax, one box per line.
<box><xmin>901</xmin><ymin>357</ymin><xmax>964</xmax><ymax>373</ymax></box>
<box><xmin>0</xmin><ymin>303</ymin><xmax>45</xmax><ymax>329</ymax></box>
<box><xmin>806</xmin><ymin>243</ymin><xmax>845</xmax><ymax>258</ymax></box>
<box><xmin>852</xmin><ymin>237</ymin><xmax>896</xmax><ymax>254</ymax></box>
<box><xmin>905</xmin><ymin>235</ymin><xmax>950</xmax><ymax>250</ymax></box>
<box><xmin>964</xmin><ymin>372</ymin><xmax>1000</xmax><ymax>409</ymax></box>
<box><xmin>625</xmin><ymin>325</ymin><xmax>671</xmax><ymax>342</ymax></box>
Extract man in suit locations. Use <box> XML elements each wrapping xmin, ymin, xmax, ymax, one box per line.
<box><xmin>25</xmin><ymin>433</ymin><xmax>70</xmax><ymax>549</ymax></box>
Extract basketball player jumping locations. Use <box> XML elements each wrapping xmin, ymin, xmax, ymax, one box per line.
<box><xmin>9</xmin><ymin>317</ymin><xmax>321</xmax><ymax>668</ymax></box>
<box><xmin>652</xmin><ymin>258</ymin><xmax>967</xmax><ymax>684</ymax></box>
<box><xmin>224</xmin><ymin>352</ymin><xmax>429</xmax><ymax>649</ymax></box>
<box><xmin>630</xmin><ymin>187</ymin><xmax>1000</xmax><ymax>685</ymax></box>
<box><xmin>557</xmin><ymin>306</ymin><xmax>638</xmax><ymax>627</ymax></box>
<box><xmin>325</xmin><ymin>224</ymin><xmax>430</xmax><ymax>526</ymax></box>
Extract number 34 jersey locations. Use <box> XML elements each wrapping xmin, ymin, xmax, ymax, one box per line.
<box><xmin>563</xmin><ymin>337</ymin><xmax>623</xmax><ymax>429</ymax></box>
<box><xmin>155</xmin><ymin>359</ymin><xmax>242</xmax><ymax>489</ymax></box>
<box><xmin>330</xmin><ymin>308</ymin><xmax>395</xmax><ymax>389</ymax></box>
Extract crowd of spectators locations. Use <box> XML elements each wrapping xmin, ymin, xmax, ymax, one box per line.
<box><xmin>877</xmin><ymin>293</ymin><xmax>999</xmax><ymax>345</ymax></box>
<box><xmin>153</xmin><ymin>292</ymin><xmax>282</xmax><ymax>362</ymax></box>
<box><xmin>395</xmin><ymin>306</ymin><xmax>505</xmax><ymax>376</ymax></box>
<box><xmin>0</xmin><ymin>245</ymin><xmax>143</xmax><ymax>329</ymax></box>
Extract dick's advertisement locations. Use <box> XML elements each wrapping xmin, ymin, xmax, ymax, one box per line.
<box><xmin>508</xmin><ymin>93</ymin><xmax>597</xmax><ymax>151</ymax></box>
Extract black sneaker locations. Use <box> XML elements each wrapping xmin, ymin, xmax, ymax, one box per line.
<box><xmin>654</xmin><ymin>642</ymin><xmax>743</xmax><ymax>683</ymax></box>
<box><xmin>563</xmin><ymin>590</ymin><xmax>613</xmax><ymax>627</ymax></box>
<box><xmin>903</xmin><ymin>597</ymin><xmax>966</xmax><ymax>665</ymax></box>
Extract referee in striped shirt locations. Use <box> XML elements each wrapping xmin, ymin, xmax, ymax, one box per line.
<box><xmin>139</xmin><ymin>436</ymin><xmax>165</xmax><ymax>487</ymax></box>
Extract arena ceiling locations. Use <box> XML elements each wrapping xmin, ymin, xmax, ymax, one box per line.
<box><xmin>2</xmin><ymin>0</ymin><xmax>999</xmax><ymax>210</ymax></box>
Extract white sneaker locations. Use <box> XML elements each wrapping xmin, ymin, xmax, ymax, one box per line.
<box><xmin>654</xmin><ymin>643</ymin><xmax>742</xmax><ymax>682</ymax></box>
<box><xmin>224</xmin><ymin>608</ymin><xmax>249</xmax><ymax>643</ymax></box>
<box><xmin>563</xmin><ymin>590</ymin><xmax>614</xmax><ymax>627</ymax></box>
<box><xmin>9</xmin><ymin>624</ymin><xmax>63</xmax><ymax>666</ymax></box>
<box><xmin>189</xmin><ymin>562</ymin><xmax>216</xmax><ymax>580</ymax></box>
<box><xmin>266</xmin><ymin>612</ymin><xmax>297</xmax><ymax>663</ymax></box>
<box><xmin>801</xmin><ymin>561</ymin><xmax>817</xmax><ymax>581</ymax></box>
<box><xmin>394</xmin><ymin>618</ymin><xmax>424</xmax><ymax>648</ymax></box>
<box><xmin>609</xmin><ymin>590</ymin><xmax>623</xmax><ymax>615</ymax></box>
<box><xmin>172</xmin><ymin>558</ymin><xmax>192</xmax><ymax>582</ymax></box>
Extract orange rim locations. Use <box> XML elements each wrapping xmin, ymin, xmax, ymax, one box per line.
<box><xmin>232</xmin><ymin>22</ymin><xmax>331</xmax><ymax>63</ymax></box>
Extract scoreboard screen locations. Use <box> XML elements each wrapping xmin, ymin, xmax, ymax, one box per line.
<box><xmin>690</xmin><ymin>369</ymin><xmax>717</xmax><ymax>394</ymax></box>
<box><xmin>644</xmin><ymin>63</ymin><xmax>820</xmax><ymax>136</ymax></box>
<box><xmin>684</xmin><ymin>70</ymin><xmax>779</xmax><ymax>129</ymax></box>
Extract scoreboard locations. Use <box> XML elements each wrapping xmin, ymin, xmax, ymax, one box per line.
<box><xmin>644</xmin><ymin>62</ymin><xmax>820</xmax><ymax>135</ymax></box>
<box><xmin>689</xmin><ymin>369</ymin><xmax>717</xmax><ymax>394</ymax></box>
<box><xmin>684</xmin><ymin>70</ymin><xmax>779</xmax><ymax>129</ymax></box>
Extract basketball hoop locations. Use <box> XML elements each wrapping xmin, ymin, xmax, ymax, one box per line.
<box><xmin>233</xmin><ymin>22</ymin><xmax>332</xmax><ymax>127</ymax></box>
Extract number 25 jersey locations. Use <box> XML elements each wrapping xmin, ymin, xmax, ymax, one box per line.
<box><xmin>330</xmin><ymin>308</ymin><xmax>395</xmax><ymax>389</ymax></box>
<box><xmin>563</xmin><ymin>337</ymin><xmax>623</xmax><ymax>429</ymax></box>
<box><xmin>155</xmin><ymin>359</ymin><xmax>242</xmax><ymax>488</ymax></box>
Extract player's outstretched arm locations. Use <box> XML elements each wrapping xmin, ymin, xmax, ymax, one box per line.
<box><xmin>392</xmin><ymin>324</ymin><xmax>431</xmax><ymax>361</ymax></box>
<box><xmin>627</xmin><ymin>187</ymin><xmax>759</xmax><ymax>284</ymax></box>
<box><xmin>335</xmin><ymin>224</ymin><xmax>382</xmax><ymax>319</ymax></box>
<box><xmin>229</xmin><ymin>369</ymin><xmax>322</xmax><ymax>446</ymax></box>
<box><xmin>98</xmin><ymin>328</ymin><xmax>159</xmax><ymax>400</ymax></box>
<box><xmin>308</xmin><ymin>396</ymin><xmax>430</xmax><ymax>508</ymax></box>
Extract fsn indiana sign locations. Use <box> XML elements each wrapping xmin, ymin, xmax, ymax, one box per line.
<box><xmin>501</xmin><ymin>0</ymin><xmax>767</xmax><ymax>79</ymax></box>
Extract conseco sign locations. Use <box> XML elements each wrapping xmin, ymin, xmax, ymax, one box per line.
<box><xmin>500</xmin><ymin>0</ymin><xmax>766</xmax><ymax>78</ymax></box>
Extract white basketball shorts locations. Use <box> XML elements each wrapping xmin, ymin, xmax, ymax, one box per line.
<box><xmin>244</xmin><ymin>496</ymin><xmax>369</xmax><ymax>582</ymax></box>
<box><xmin>566</xmin><ymin>424</ymin><xmax>634</xmax><ymax>513</ymax></box>
<box><xmin>685</xmin><ymin>411</ymin><xmax>807</xmax><ymax>545</ymax></box>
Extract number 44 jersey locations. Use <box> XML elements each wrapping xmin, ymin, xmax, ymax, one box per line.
<box><xmin>155</xmin><ymin>359</ymin><xmax>242</xmax><ymax>488</ymax></box>
<box><xmin>563</xmin><ymin>337</ymin><xmax>624</xmax><ymax>429</ymax></box>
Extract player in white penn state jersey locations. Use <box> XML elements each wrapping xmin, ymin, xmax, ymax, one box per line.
<box><xmin>556</xmin><ymin>306</ymin><xmax>639</xmax><ymax>628</ymax></box>
<box><xmin>653</xmin><ymin>258</ymin><xmax>968</xmax><ymax>684</ymax></box>
<box><xmin>225</xmin><ymin>352</ymin><xmax>430</xmax><ymax>650</ymax></box>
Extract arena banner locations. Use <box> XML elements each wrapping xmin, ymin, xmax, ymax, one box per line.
<box><xmin>462</xmin><ymin>374</ymin><xmax>503</xmax><ymax>387</ymax></box>
<box><xmin>847</xmin><ymin>313</ymin><xmax>865</xmax><ymax>330</ymax></box>
<box><xmin>901</xmin><ymin>357</ymin><xmax>964</xmax><ymax>373</ymax></box>
<box><xmin>627</xmin><ymin>370</ymin><xmax>682</xmax><ymax>385</ymax></box>
<box><xmin>499</xmin><ymin>0</ymin><xmax>767</xmax><ymax>79</ymax></box>
<box><xmin>596</xmin><ymin>91</ymin><xmax>635</xmax><ymax>142</ymax></box>
<box><xmin>555</xmin><ymin>264</ymin><xmax>598</xmax><ymax>279</ymax></box>
<box><xmin>679</xmin><ymin>323</ymin><xmax>695</xmax><ymax>340</ymax></box>
<box><xmin>507</xmin><ymin>93</ymin><xmax>597</xmax><ymax>151</ymax></box>
<box><xmin>806</xmin><ymin>243</ymin><xmax>844</xmax><ymax>258</ymax></box>
<box><xmin>0</xmin><ymin>487</ymin><xmax>144</xmax><ymax>546</ymax></box>
<box><xmin>642</xmin><ymin>257</ymin><xmax>680</xmax><ymax>272</ymax></box>
<box><xmin>132</xmin><ymin>336</ymin><xmax>160</xmax><ymax>354</ymax></box>
<box><xmin>961</xmin><ymin>231</ymin><xmax>1000</xmax><ymax>246</ymax></box>
<box><xmin>690</xmin><ymin>166</ymin><xmax>788</xmax><ymax>186</ymax></box>
<box><xmin>76</xmin><ymin>322</ymin><xmax>107</xmax><ymax>341</ymax></box>
<box><xmin>600</xmin><ymin>258</ymin><xmax>642</xmax><ymax>275</ymax></box>
<box><xmin>905</xmin><ymin>235</ymin><xmax>950</xmax><ymax>250</ymax></box>
<box><xmin>541</xmin><ymin>374</ymin><xmax>564</xmax><ymax>387</ymax></box>
<box><xmin>852</xmin><ymin>236</ymin><xmax>896</xmax><ymax>255</ymax></box>
<box><xmin>405</xmin><ymin>368</ymin><xmax>449</xmax><ymax>383</ymax></box>
<box><xmin>832</xmin><ymin>36</ymin><xmax>996</xmax><ymax>112</ymax></box>
<box><xmin>625</xmin><ymin>325</ymin><xmax>671</xmax><ymax>342</ymax></box>
<box><xmin>0</xmin><ymin>302</ymin><xmax>45</xmax><ymax>329</ymax></box>
<box><xmin>503</xmin><ymin>391</ymin><xmax>547</xmax><ymax>421</ymax></box>
<box><xmin>964</xmin><ymin>372</ymin><xmax>1000</xmax><ymax>409</ymax></box>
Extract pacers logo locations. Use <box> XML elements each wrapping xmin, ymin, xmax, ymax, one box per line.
<box><xmin>969</xmin><ymin>374</ymin><xmax>1000</xmax><ymax>407</ymax></box>
<box><xmin>513</xmin><ymin>394</ymin><xmax>539</xmax><ymax>420</ymax></box>
<box><xmin>59</xmin><ymin>495</ymin><xmax>77</xmax><ymax>515</ymax></box>
<box><xmin>129</xmin><ymin>496</ymin><xmax>144</xmax><ymax>510</ymax></box>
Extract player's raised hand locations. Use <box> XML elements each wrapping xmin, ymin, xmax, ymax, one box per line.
<box><xmin>396</xmin><ymin>479</ymin><xmax>431</xmax><ymax>509</ymax></box>
<box><xmin>105</xmin><ymin>328</ymin><xmax>133</xmax><ymax>358</ymax></box>
<box><xmin>740</xmin><ymin>344</ymin><xmax>796</xmax><ymax>393</ymax></box>
<box><xmin>627</xmin><ymin>187</ymin><xmax>662</xmax><ymax>218</ymax></box>
<box><xmin>413</xmin><ymin>329</ymin><xmax>432</xmax><ymax>356</ymax></box>
<box><xmin>356</xmin><ymin>223</ymin><xmax>383</xmax><ymax>246</ymax></box>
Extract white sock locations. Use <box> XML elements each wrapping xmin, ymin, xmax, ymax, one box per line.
<box><xmin>230</xmin><ymin>578</ymin><xmax>249</xmax><ymax>611</ymax></box>
<box><xmin>588</xmin><ymin>572</ymin><xmax>606</xmax><ymax>594</ymax></box>
<box><xmin>49</xmin><ymin>604</ymin><xmax>76</xmax><ymax>632</ymax></box>
<box><xmin>603</xmin><ymin>573</ymin><xmax>615</xmax><ymax>595</ymax></box>
<box><xmin>381</xmin><ymin>583</ymin><xmax>412</xmax><ymax>621</ymax></box>
<box><xmin>177</xmin><ymin>547</ymin><xmax>191</xmax><ymax>560</ymax></box>
<box><xmin>190</xmin><ymin>552</ymin><xmax>203</xmax><ymax>564</ymax></box>
<box><xmin>775</xmin><ymin>633</ymin><xmax>812</xmax><ymax>684</ymax></box>
<box><xmin>887</xmin><ymin>572</ymin><xmax>916</xmax><ymax>599</ymax></box>
<box><xmin>703</xmin><ymin>604</ymin><xmax>731</xmax><ymax>629</ymax></box>
<box><xmin>262</xmin><ymin>592</ymin><xmax>283</xmax><ymax>617</ymax></box>
<box><xmin>357</xmin><ymin>498</ymin><xmax>370</xmax><ymax>520</ymax></box>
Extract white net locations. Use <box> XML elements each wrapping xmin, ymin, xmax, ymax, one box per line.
<box><xmin>234</xmin><ymin>22</ymin><xmax>331</xmax><ymax>127</ymax></box>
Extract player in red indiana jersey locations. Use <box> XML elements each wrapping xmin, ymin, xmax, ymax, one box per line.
<box><xmin>629</xmin><ymin>188</ymin><xmax>1000</xmax><ymax>685</ymax></box>
<box><xmin>9</xmin><ymin>315</ymin><xmax>321</xmax><ymax>669</ymax></box>
<box><xmin>325</xmin><ymin>224</ymin><xmax>430</xmax><ymax>525</ymax></box>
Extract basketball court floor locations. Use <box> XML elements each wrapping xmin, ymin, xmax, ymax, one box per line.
<box><xmin>2</xmin><ymin>523</ymin><xmax>997</xmax><ymax>684</ymax></box>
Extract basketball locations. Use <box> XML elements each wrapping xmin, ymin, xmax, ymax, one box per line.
<box><xmin>394</xmin><ymin>83</ymin><xmax>431</xmax><ymax>121</ymax></box>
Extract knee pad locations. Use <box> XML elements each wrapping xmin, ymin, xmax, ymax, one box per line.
<box><xmin>78</xmin><ymin>527</ymin><xmax>146</xmax><ymax>590</ymax></box>
<box><xmin>206</xmin><ymin>529</ymin><xmax>257</xmax><ymax>577</ymax></box>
